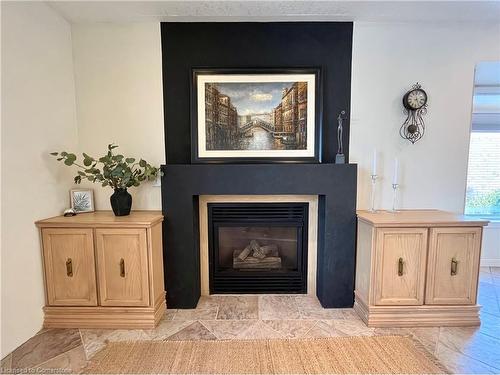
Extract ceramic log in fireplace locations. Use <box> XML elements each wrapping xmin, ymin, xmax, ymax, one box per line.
<box><xmin>209</xmin><ymin>203</ymin><xmax>308</xmax><ymax>293</ymax></box>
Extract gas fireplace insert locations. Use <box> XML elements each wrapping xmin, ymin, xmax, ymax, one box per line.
<box><xmin>208</xmin><ymin>202</ymin><xmax>308</xmax><ymax>294</ymax></box>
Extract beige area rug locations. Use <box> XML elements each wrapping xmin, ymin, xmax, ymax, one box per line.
<box><xmin>83</xmin><ymin>336</ymin><xmax>448</xmax><ymax>374</ymax></box>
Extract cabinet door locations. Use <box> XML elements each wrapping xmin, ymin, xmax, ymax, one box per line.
<box><xmin>374</xmin><ymin>228</ymin><xmax>428</xmax><ymax>305</ymax></box>
<box><xmin>425</xmin><ymin>227</ymin><xmax>482</xmax><ymax>305</ymax></box>
<box><xmin>96</xmin><ymin>228</ymin><xmax>150</xmax><ymax>306</ymax></box>
<box><xmin>42</xmin><ymin>228</ymin><xmax>97</xmax><ymax>306</ymax></box>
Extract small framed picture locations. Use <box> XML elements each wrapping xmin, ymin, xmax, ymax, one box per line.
<box><xmin>70</xmin><ymin>189</ymin><xmax>95</xmax><ymax>213</ymax></box>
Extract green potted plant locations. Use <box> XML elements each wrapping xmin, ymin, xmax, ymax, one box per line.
<box><xmin>51</xmin><ymin>144</ymin><xmax>159</xmax><ymax>216</ymax></box>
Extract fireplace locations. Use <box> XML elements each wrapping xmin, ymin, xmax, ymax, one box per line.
<box><xmin>162</xmin><ymin>164</ymin><xmax>357</xmax><ymax>308</ymax></box>
<box><xmin>208</xmin><ymin>203</ymin><xmax>308</xmax><ymax>294</ymax></box>
<box><xmin>161</xmin><ymin>22</ymin><xmax>356</xmax><ymax>308</ymax></box>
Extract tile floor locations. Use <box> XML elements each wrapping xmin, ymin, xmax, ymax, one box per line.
<box><xmin>1</xmin><ymin>266</ymin><xmax>500</xmax><ymax>374</ymax></box>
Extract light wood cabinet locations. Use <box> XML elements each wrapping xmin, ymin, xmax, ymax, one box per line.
<box><xmin>36</xmin><ymin>211</ymin><xmax>165</xmax><ymax>329</ymax></box>
<box><xmin>96</xmin><ymin>229</ymin><xmax>150</xmax><ymax>307</ymax></box>
<box><xmin>374</xmin><ymin>228</ymin><xmax>428</xmax><ymax>306</ymax></box>
<box><xmin>42</xmin><ymin>228</ymin><xmax>97</xmax><ymax>306</ymax></box>
<box><xmin>425</xmin><ymin>227</ymin><xmax>481</xmax><ymax>305</ymax></box>
<box><xmin>354</xmin><ymin>210</ymin><xmax>487</xmax><ymax>327</ymax></box>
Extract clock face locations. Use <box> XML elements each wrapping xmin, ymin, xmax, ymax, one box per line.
<box><xmin>406</xmin><ymin>89</ymin><xmax>427</xmax><ymax>110</ymax></box>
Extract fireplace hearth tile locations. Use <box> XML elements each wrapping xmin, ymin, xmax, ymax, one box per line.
<box><xmin>196</xmin><ymin>296</ymin><xmax>220</xmax><ymax>309</ymax></box>
<box><xmin>37</xmin><ymin>345</ymin><xmax>87</xmax><ymax>374</ymax></box>
<box><xmin>216</xmin><ymin>296</ymin><xmax>259</xmax><ymax>320</ymax></box>
<box><xmin>166</xmin><ymin>322</ymin><xmax>217</xmax><ymax>341</ymax></box>
<box><xmin>173</xmin><ymin>307</ymin><xmax>218</xmax><ymax>321</ymax></box>
<box><xmin>333</xmin><ymin>319</ymin><xmax>375</xmax><ymax>336</ymax></box>
<box><xmin>300</xmin><ymin>308</ymin><xmax>345</xmax><ymax>320</ymax></box>
<box><xmin>163</xmin><ymin>309</ymin><xmax>177</xmax><ymax>320</ymax></box>
<box><xmin>294</xmin><ymin>295</ymin><xmax>323</xmax><ymax>310</ymax></box>
<box><xmin>340</xmin><ymin>308</ymin><xmax>362</xmax><ymax>321</ymax></box>
<box><xmin>80</xmin><ymin>329</ymin><xmax>149</xmax><ymax>359</ymax></box>
<box><xmin>236</xmin><ymin>320</ymin><xmax>284</xmax><ymax>339</ymax></box>
<box><xmin>303</xmin><ymin>320</ymin><xmax>342</xmax><ymax>338</ymax></box>
<box><xmin>258</xmin><ymin>295</ymin><xmax>302</xmax><ymax>319</ymax></box>
<box><xmin>262</xmin><ymin>320</ymin><xmax>317</xmax><ymax>338</ymax></box>
<box><xmin>148</xmin><ymin>320</ymin><xmax>194</xmax><ymax>340</ymax></box>
<box><xmin>11</xmin><ymin>329</ymin><xmax>81</xmax><ymax>368</ymax></box>
<box><xmin>373</xmin><ymin>328</ymin><xmax>411</xmax><ymax>337</ymax></box>
<box><xmin>408</xmin><ymin>327</ymin><xmax>440</xmax><ymax>354</ymax></box>
<box><xmin>201</xmin><ymin>320</ymin><xmax>259</xmax><ymax>339</ymax></box>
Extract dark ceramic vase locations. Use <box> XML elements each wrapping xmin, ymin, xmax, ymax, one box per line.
<box><xmin>110</xmin><ymin>188</ymin><xmax>132</xmax><ymax>216</ymax></box>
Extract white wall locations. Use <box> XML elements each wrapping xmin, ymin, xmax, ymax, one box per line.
<box><xmin>68</xmin><ymin>21</ymin><xmax>500</xmax><ymax>266</ymax></box>
<box><xmin>1</xmin><ymin>2</ymin><xmax>78</xmax><ymax>357</ymax></box>
<box><xmin>350</xmin><ymin>22</ymin><xmax>500</xmax><ymax>212</ymax></box>
<box><xmin>68</xmin><ymin>21</ymin><xmax>500</xmax><ymax>213</ymax></box>
<box><xmin>482</xmin><ymin>223</ymin><xmax>500</xmax><ymax>267</ymax></box>
<box><xmin>71</xmin><ymin>23</ymin><xmax>164</xmax><ymax>210</ymax></box>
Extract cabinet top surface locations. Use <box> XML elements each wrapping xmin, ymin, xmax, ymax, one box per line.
<box><xmin>357</xmin><ymin>209</ymin><xmax>489</xmax><ymax>227</ymax></box>
<box><xmin>36</xmin><ymin>210</ymin><xmax>163</xmax><ymax>228</ymax></box>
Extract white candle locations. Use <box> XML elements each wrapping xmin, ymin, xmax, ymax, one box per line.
<box><xmin>371</xmin><ymin>149</ymin><xmax>377</xmax><ymax>175</ymax></box>
<box><xmin>392</xmin><ymin>158</ymin><xmax>399</xmax><ymax>185</ymax></box>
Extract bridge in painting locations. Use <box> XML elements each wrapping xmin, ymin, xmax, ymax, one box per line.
<box><xmin>239</xmin><ymin>118</ymin><xmax>275</xmax><ymax>134</ymax></box>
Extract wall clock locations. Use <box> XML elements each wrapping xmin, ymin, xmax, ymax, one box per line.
<box><xmin>400</xmin><ymin>83</ymin><xmax>428</xmax><ymax>144</ymax></box>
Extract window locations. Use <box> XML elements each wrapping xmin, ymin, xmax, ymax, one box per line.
<box><xmin>465</xmin><ymin>62</ymin><xmax>500</xmax><ymax>217</ymax></box>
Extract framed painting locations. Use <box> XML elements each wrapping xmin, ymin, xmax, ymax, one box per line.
<box><xmin>191</xmin><ymin>68</ymin><xmax>322</xmax><ymax>163</ymax></box>
<box><xmin>69</xmin><ymin>188</ymin><xmax>95</xmax><ymax>213</ymax></box>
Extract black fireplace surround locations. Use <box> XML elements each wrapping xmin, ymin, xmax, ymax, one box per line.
<box><xmin>162</xmin><ymin>22</ymin><xmax>353</xmax><ymax>164</ymax></box>
<box><xmin>160</xmin><ymin>22</ymin><xmax>356</xmax><ymax>309</ymax></box>
<box><xmin>161</xmin><ymin>164</ymin><xmax>357</xmax><ymax>308</ymax></box>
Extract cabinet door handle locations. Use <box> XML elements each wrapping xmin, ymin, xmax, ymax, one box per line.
<box><xmin>66</xmin><ymin>258</ymin><xmax>73</xmax><ymax>277</ymax></box>
<box><xmin>451</xmin><ymin>258</ymin><xmax>458</xmax><ymax>276</ymax></box>
<box><xmin>120</xmin><ymin>258</ymin><xmax>125</xmax><ymax>277</ymax></box>
<box><xmin>398</xmin><ymin>257</ymin><xmax>404</xmax><ymax>276</ymax></box>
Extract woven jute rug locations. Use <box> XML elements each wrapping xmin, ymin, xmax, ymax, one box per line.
<box><xmin>83</xmin><ymin>336</ymin><xmax>448</xmax><ymax>374</ymax></box>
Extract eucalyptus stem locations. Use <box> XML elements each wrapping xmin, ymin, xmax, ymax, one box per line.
<box><xmin>50</xmin><ymin>144</ymin><xmax>159</xmax><ymax>190</ymax></box>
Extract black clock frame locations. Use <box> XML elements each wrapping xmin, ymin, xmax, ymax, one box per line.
<box><xmin>400</xmin><ymin>83</ymin><xmax>428</xmax><ymax>144</ymax></box>
<box><xmin>403</xmin><ymin>88</ymin><xmax>428</xmax><ymax>111</ymax></box>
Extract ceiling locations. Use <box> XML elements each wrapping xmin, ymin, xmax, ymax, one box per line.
<box><xmin>46</xmin><ymin>1</ymin><xmax>500</xmax><ymax>23</ymax></box>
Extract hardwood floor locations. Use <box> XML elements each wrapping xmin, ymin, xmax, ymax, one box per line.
<box><xmin>2</xmin><ymin>267</ymin><xmax>500</xmax><ymax>374</ymax></box>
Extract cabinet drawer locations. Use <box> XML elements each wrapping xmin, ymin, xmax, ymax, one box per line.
<box><xmin>96</xmin><ymin>228</ymin><xmax>150</xmax><ymax>307</ymax></box>
<box><xmin>374</xmin><ymin>228</ymin><xmax>428</xmax><ymax>305</ymax></box>
<box><xmin>42</xmin><ymin>228</ymin><xmax>97</xmax><ymax>306</ymax></box>
<box><xmin>425</xmin><ymin>227</ymin><xmax>482</xmax><ymax>305</ymax></box>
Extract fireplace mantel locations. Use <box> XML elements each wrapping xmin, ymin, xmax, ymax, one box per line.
<box><xmin>161</xmin><ymin>163</ymin><xmax>357</xmax><ymax>308</ymax></box>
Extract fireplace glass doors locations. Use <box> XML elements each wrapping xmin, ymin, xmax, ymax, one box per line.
<box><xmin>208</xmin><ymin>203</ymin><xmax>308</xmax><ymax>293</ymax></box>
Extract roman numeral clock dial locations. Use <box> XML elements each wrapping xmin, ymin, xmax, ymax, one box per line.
<box><xmin>400</xmin><ymin>83</ymin><xmax>428</xmax><ymax>144</ymax></box>
<box><xmin>407</xmin><ymin>90</ymin><xmax>427</xmax><ymax>109</ymax></box>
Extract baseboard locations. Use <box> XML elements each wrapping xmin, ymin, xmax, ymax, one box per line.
<box><xmin>354</xmin><ymin>296</ymin><xmax>480</xmax><ymax>327</ymax></box>
<box><xmin>480</xmin><ymin>259</ymin><xmax>500</xmax><ymax>267</ymax></box>
<box><xmin>43</xmin><ymin>298</ymin><xmax>166</xmax><ymax>329</ymax></box>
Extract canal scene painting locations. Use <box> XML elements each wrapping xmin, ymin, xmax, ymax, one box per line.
<box><xmin>194</xmin><ymin>71</ymin><xmax>318</xmax><ymax>162</ymax></box>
